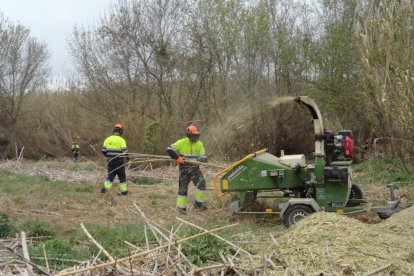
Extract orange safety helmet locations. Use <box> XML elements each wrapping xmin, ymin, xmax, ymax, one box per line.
<box><xmin>186</xmin><ymin>124</ymin><xmax>200</xmax><ymax>142</ymax></box>
<box><xmin>113</xmin><ymin>123</ymin><xmax>124</xmax><ymax>135</ymax></box>
<box><xmin>187</xmin><ymin>124</ymin><xmax>200</xmax><ymax>135</ymax></box>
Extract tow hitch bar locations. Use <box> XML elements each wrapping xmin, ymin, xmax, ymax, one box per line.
<box><xmin>371</xmin><ymin>182</ymin><xmax>412</xmax><ymax>219</ymax></box>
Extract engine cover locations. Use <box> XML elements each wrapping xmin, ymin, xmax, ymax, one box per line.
<box><xmin>324</xmin><ymin>167</ymin><xmax>349</xmax><ymax>182</ymax></box>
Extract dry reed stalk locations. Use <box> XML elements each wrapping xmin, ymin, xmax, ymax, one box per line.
<box><xmin>133</xmin><ymin>203</ymin><xmax>165</xmax><ymax>245</ymax></box>
<box><xmin>270</xmin><ymin>233</ymin><xmax>290</xmax><ymax>268</ymax></box>
<box><xmin>1</xmin><ymin>240</ymin><xmax>52</xmax><ymax>275</ymax></box>
<box><xmin>132</xmin><ymin>202</ymin><xmax>194</xmax><ymax>250</ymax></box>
<box><xmin>30</xmin><ymin>256</ymin><xmax>84</xmax><ymax>264</ymax></box>
<box><xmin>20</xmin><ymin>231</ymin><xmax>33</xmax><ymax>275</ymax></box>
<box><xmin>191</xmin><ymin>263</ymin><xmax>227</xmax><ymax>274</ymax></box>
<box><xmin>324</xmin><ymin>240</ymin><xmax>334</xmax><ymax>273</ymax></box>
<box><xmin>55</xmin><ymin>223</ymin><xmax>238</xmax><ymax>276</ymax></box>
<box><xmin>364</xmin><ymin>263</ymin><xmax>392</xmax><ymax>276</ymax></box>
<box><xmin>42</xmin><ymin>244</ymin><xmax>50</xmax><ymax>272</ymax></box>
<box><xmin>176</xmin><ymin>216</ymin><xmax>252</xmax><ymax>258</ymax></box>
<box><xmin>80</xmin><ymin>223</ymin><xmax>115</xmax><ymax>263</ymax></box>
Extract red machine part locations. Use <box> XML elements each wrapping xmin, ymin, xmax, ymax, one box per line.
<box><xmin>344</xmin><ymin>135</ymin><xmax>354</xmax><ymax>158</ymax></box>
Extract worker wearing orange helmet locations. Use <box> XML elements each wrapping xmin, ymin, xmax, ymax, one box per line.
<box><xmin>101</xmin><ymin>124</ymin><xmax>129</xmax><ymax>195</ymax></box>
<box><xmin>167</xmin><ymin>124</ymin><xmax>208</xmax><ymax>214</ymax></box>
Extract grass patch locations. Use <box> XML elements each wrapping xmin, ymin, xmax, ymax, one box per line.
<box><xmin>28</xmin><ymin>222</ymin><xmax>155</xmax><ymax>270</ymax></box>
<box><xmin>0</xmin><ymin>169</ymin><xmax>96</xmax><ymax>198</ymax></box>
<box><xmin>29</xmin><ymin>237</ymin><xmax>93</xmax><ymax>271</ymax></box>
<box><xmin>133</xmin><ymin>176</ymin><xmax>163</xmax><ymax>185</ymax></box>
<box><xmin>353</xmin><ymin>157</ymin><xmax>414</xmax><ymax>185</ymax></box>
<box><xmin>148</xmin><ymin>193</ymin><xmax>168</xmax><ymax>200</ymax></box>
<box><xmin>20</xmin><ymin>218</ymin><xmax>57</xmax><ymax>237</ymax></box>
<box><xmin>0</xmin><ymin>213</ymin><xmax>15</xmax><ymax>238</ymax></box>
<box><xmin>86</xmin><ymin>223</ymin><xmax>152</xmax><ymax>257</ymax></box>
<box><xmin>178</xmin><ymin>226</ymin><xmax>230</xmax><ymax>266</ymax></box>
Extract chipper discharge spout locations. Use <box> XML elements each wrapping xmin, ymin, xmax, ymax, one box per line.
<box><xmin>214</xmin><ymin>96</ymin><xmax>367</xmax><ymax>226</ymax></box>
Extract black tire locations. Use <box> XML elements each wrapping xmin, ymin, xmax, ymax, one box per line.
<box><xmin>346</xmin><ymin>184</ymin><xmax>363</xmax><ymax>207</ymax></box>
<box><xmin>378</xmin><ymin>213</ymin><xmax>391</xmax><ymax>220</ymax></box>
<box><xmin>283</xmin><ymin>205</ymin><xmax>314</xmax><ymax>227</ymax></box>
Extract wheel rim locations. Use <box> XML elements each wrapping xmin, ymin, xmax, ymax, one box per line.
<box><xmin>291</xmin><ymin>210</ymin><xmax>308</xmax><ymax>223</ymax></box>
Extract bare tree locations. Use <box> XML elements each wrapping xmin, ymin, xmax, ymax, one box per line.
<box><xmin>0</xmin><ymin>14</ymin><xmax>49</xmax><ymax>153</ymax></box>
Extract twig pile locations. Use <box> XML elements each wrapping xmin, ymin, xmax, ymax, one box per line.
<box><xmin>0</xmin><ymin>233</ymin><xmax>51</xmax><ymax>275</ymax></box>
<box><xmin>54</xmin><ymin>202</ymin><xmax>265</xmax><ymax>276</ymax></box>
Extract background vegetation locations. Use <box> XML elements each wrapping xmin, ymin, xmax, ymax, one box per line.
<box><xmin>0</xmin><ymin>0</ymin><xmax>413</xmax><ymax>167</ymax></box>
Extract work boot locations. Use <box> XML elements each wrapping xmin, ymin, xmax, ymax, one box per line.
<box><xmin>177</xmin><ymin>207</ymin><xmax>187</xmax><ymax>215</ymax></box>
<box><xmin>100</xmin><ymin>187</ymin><xmax>107</xmax><ymax>194</ymax></box>
<box><xmin>120</xmin><ymin>191</ymin><xmax>128</xmax><ymax>196</ymax></box>
<box><xmin>194</xmin><ymin>201</ymin><xmax>207</xmax><ymax>211</ymax></box>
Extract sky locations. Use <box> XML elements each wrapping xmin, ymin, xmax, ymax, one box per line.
<box><xmin>0</xmin><ymin>0</ymin><xmax>117</xmax><ymax>77</ymax></box>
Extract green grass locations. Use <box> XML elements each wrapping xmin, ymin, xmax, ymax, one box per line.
<box><xmin>20</xmin><ymin>218</ymin><xmax>57</xmax><ymax>237</ymax></box>
<box><xmin>28</xmin><ymin>221</ymin><xmax>252</xmax><ymax>270</ymax></box>
<box><xmin>0</xmin><ymin>213</ymin><xmax>15</xmax><ymax>238</ymax></box>
<box><xmin>353</xmin><ymin>157</ymin><xmax>414</xmax><ymax>185</ymax></box>
<box><xmin>28</xmin><ymin>222</ymin><xmax>156</xmax><ymax>270</ymax></box>
<box><xmin>0</xmin><ymin>169</ymin><xmax>96</xmax><ymax>199</ymax></box>
<box><xmin>133</xmin><ymin>176</ymin><xmax>163</xmax><ymax>185</ymax></box>
<box><xmin>29</xmin><ymin>238</ymin><xmax>91</xmax><ymax>271</ymax></box>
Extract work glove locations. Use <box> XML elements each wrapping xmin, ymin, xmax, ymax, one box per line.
<box><xmin>197</xmin><ymin>156</ymin><xmax>208</xmax><ymax>163</ymax></box>
<box><xmin>125</xmin><ymin>154</ymin><xmax>130</xmax><ymax>162</ymax></box>
<box><xmin>176</xmin><ymin>156</ymin><xmax>186</xmax><ymax>164</ymax></box>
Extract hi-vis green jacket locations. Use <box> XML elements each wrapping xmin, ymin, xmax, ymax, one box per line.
<box><xmin>167</xmin><ymin>137</ymin><xmax>206</xmax><ymax>162</ymax></box>
<box><xmin>101</xmin><ymin>134</ymin><xmax>128</xmax><ymax>159</ymax></box>
<box><xmin>71</xmin><ymin>144</ymin><xmax>80</xmax><ymax>152</ymax></box>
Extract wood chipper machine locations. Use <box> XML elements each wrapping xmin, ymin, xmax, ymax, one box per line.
<box><xmin>213</xmin><ymin>96</ymin><xmax>369</xmax><ymax>226</ymax></box>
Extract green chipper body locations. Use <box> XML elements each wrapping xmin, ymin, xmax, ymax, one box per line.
<box><xmin>215</xmin><ymin>97</ymin><xmax>367</xmax><ymax>226</ymax></box>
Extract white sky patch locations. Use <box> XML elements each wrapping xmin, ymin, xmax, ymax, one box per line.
<box><xmin>0</xmin><ymin>0</ymin><xmax>116</xmax><ymax>77</ymax></box>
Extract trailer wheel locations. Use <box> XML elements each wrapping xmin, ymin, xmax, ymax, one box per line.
<box><xmin>378</xmin><ymin>213</ymin><xmax>391</xmax><ymax>220</ymax></box>
<box><xmin>283</xmin><ymin>205</ymin><xmax>314</xmax><ymax>227</ymax></box>
<box><xmin>346</xmin><ymin>184</ymin><xmax>363</xmax><ymax>207</ymax></box>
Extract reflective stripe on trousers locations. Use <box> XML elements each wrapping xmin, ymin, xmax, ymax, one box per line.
<box><xmin>195</xmin><ymin>189</ymin><xmax>205</xmax><ymax>203</ymax></box>
<box><xmin>177</xmin><ymin>195</ymin><xmax>187</xmax><ymax>209</ymax></box>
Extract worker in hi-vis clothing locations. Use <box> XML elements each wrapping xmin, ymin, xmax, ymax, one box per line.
<box><xmin>167</xmin><ymin>124</ymin><xmax>208</xmax><ymax>214</ymax></box>
<box><xmin>101</xmin><ymin>124</ymin><xmax>129</xmax><ymax>195</ymax></box>
<box><xmin>71</xmin><ymin>142</ymin><xmax>80</xmax><ymax>162</ymax></box>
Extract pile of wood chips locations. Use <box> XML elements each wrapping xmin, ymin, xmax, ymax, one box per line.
<box><xmin>272</xmin><ymin>207</ymin><xmax>414</xmax><ymax>275</ymax></box>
